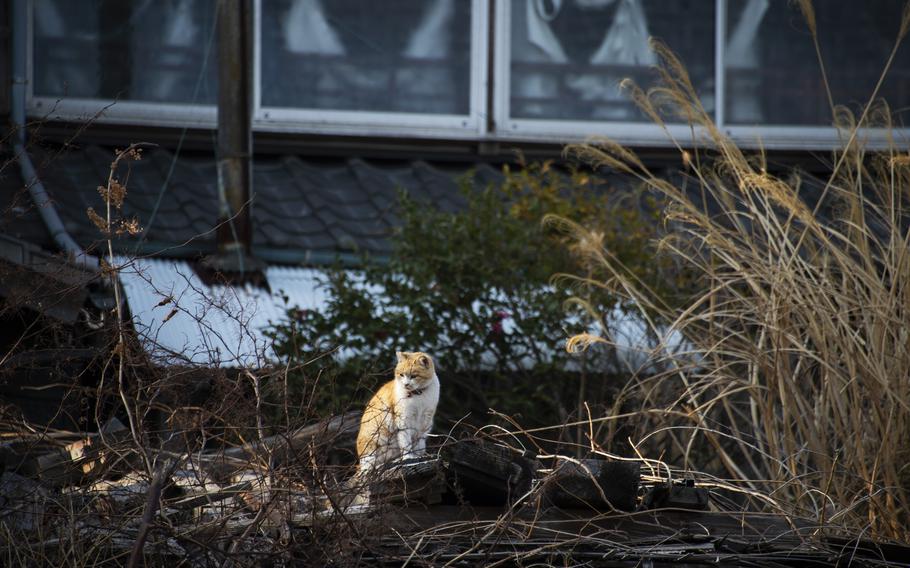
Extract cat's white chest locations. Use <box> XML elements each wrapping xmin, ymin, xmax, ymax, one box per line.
<box><xmin>394</xmin><ymin>375</ymin><xmax>439</xmax><ymax>432</ymax></box>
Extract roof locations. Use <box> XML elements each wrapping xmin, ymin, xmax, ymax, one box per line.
<box><xmin>116</xmin><ymin>256</ymin><xmax>331</xmax><ymax>366</ymax></box>
<box><xmin>0</xmin><ymin>157</ymin><xmax>53</xmax><ymax>248</ymax></box>
<box><xmin>11</xmin><ymin>145</ymin><xmax>503</xmax><ymax>264</ymax></box>
<box><xmin>0</xmin><ymin>233</ymin><xmax>93</xmax><ymax>323</ymax></box>
<box><xmin>0</xmin><ymin>144</ymin><xmax>505</xmax><ymax>365</ymax></box>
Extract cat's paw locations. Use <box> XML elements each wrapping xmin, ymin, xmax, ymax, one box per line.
<box><xmin>400</xmin><ymin>450</ymin><xmax>430</xmax><ymax>462</ymax></box>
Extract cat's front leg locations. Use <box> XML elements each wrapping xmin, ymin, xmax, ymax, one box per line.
<box><xmin>414</xmin><ymin>412</ymin><xmax>433</xmax><ymax>456</ymax></box>
<box><xmin>397</xmin><ymin>428</ymin><xmax>417</xmax><ymax>460</ymax></box>
<box><xmin>414</xmin><ymin>433</ymin><xmax>427</xmax><ymax>455</ymax></box>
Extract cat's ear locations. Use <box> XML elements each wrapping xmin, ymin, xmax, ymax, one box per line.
<box><xmin>396</xmin><ymin>351</ymin><xmax>405</xmax><ymax>363</ymax></box>
<box><xmin>417</xmin><ymin>354</ymin><xmax>430</xmax><ymax>368</ymax></box>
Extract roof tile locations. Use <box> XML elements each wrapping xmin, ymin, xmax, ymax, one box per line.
<box><xmin>14</xmin><ymin>146</ymin><xmax>496</xmax><ymax>263</ymax></box>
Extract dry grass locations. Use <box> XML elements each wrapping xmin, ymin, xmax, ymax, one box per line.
<box><xmin>553</xmin><ymin>30</ymin><xmax>910</xmax><ymax>541</ymax></box>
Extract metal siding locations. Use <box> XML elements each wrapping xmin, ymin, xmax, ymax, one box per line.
<box><xmin>116</xmin><ymin>257</ymin><xmax>326</xmax><ymax>367</ymax></box>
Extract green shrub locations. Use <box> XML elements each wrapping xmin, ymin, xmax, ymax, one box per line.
<box><xmin>266</xmin><ymin>161</ymin><xmax>690</xmax><ymax>426</ymax></box>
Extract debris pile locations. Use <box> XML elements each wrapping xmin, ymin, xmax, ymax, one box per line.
<box><xmin>1</xmin><ymin>412</ymin><xmax>908</xmax><ymax>566</ymax></box>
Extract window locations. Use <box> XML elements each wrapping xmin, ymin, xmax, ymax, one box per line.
<box><xmin>26</xmin><ymin>0</ymin><xmax>910</xmax><ymax>148</ymax></box>
<box><xmin>33</xmin><ymin>0</ymin><xmax>217</xmax><ymax>105</ymax></box>
<box><xmin>254</xmin><ymin>0</ymin><xmax>488</xmax><ymax>137</ymax></box>
<box><xmin>260</xmin><ymin>0</ymin><xmax>472</xmax><ymax>115</ymax></box>
<box><xmin>507</xmin><ymin>0</ymin><xmax>715</xmax><ymax>123</ymax></box>
<box><xmin>724</xmin><ymin>0</ymin><xmax>910</xmax><ymax>127</ymax></box>
<box><xmin>492</xmin><ymin>0</ymin><xmax>719</xmax><ymax>143</ymax></box>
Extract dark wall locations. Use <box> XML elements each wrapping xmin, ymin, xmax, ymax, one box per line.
<box><xmin>0</xmin><ymin>3</ymin><xmax>9</xmax><ymax>123</ymax></box>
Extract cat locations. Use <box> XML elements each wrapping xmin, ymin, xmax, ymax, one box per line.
<box><xmin>355</xmin><ymin>351</ymin><xmax>440</xmax><ymax>477</ymax></box>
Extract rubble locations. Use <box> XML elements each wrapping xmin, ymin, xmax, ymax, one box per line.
<box><xmin>0</xmin><ymin>414</ymin><xmax>907</xmax><ymax>567</ymax></box>
<box><xmin>542</xmin><ymin>457</ymin><xmax>640</xmax><ymax>511</ymax></box>
<box><xmin>11</xmin><ymin>417</ymin><xmax>131</xmax><ymax>487</ymax></box>
<box><xmin>0</xmin><ymin>471</ymin><xmax>49</xmax><ymax>531</ymax></box>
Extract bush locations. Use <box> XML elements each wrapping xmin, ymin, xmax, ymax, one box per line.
<box><xmin>266</xmin><ymin>161</ymin><xmax>689</xmax><ymax>427</ymax></box>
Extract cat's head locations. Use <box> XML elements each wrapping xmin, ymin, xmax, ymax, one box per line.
<box><xmin>395</xmin><ymin>351</ymin><xmax>436</xmax><ymax>391</ymax></box>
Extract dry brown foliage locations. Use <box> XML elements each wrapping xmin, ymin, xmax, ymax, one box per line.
<box><xmin>555</xmin><ymin>30</ymin><xmax>910</xmax><ymax>541</ymax></box>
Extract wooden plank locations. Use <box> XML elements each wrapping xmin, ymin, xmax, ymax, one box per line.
<box><xmin>167</xmin><ymin>480</ymin><xmax>251</xmax><ymax>511</ymax></box>
<box><xmin>642</xmin><ymin>481</ymin><xmax>709</xmax><ymax>510</ymax></box>
<box><xmin>369</xmin><ymin>456</ymin><xmax>446</xmax><ymax>506</ymax></box>
<box><xmin>15</xmin><ymin>418</ymin><xmax>131</xmax><ymax>488</ymax></box>
<box><xmin>208</xmin><ymin>411</ymin><xmax>359</xmax><ymax>464</ymax></box>
<box><xmin>543</xmin><ymin>458</ymin><xmax>639</xmax><ymax>512</ymax></box>
<box><xmin>440</xmin><ymin>439</ymin><xmax>535</xmax><ymax>505</ymax></box>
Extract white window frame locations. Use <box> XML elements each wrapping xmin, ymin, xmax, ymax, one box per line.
<box><xmin>491</xmin><ymin>0</ymin><xmax>910</xmax><ymax>150</ymax></box>
<box><xmin>26</xmin><ymin>0</ymin><xmax>489</xmax><ymax>140</ymax></box>
<box><xmin>490</xmin><ymin>0</ymin><xmax>713</xmax><ymax>148</ymax></box>
<box><xmin>714</xmin><ymin>0</ymin><xmax>909</xmax><ymax>150</ymax></box>
<box><xmin>24</xmin><ymin>0</ymin><xmax>910</xmax><ymax>150</ymax></box>
<box><xmin>252</xmin><ymin>0</ymin><xmax>490</xmax><ymax>140</ymax></box>
<box><xmin>26</xmin><ymin>0</ymin><xmax>219</xmax><ymax>129</ymax></box>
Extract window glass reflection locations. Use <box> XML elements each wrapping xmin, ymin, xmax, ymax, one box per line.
<box><xmin>260</xmin><ymin>0</ymin><xmax>472</xmax><ymax>115</ymax></box>
<box><xmin>33</xmin><ymin>0</ymin><xmax>217</xmax><ymax>104</ymax></box>
<box><xmin>509</xmin><ymin>0</ymin><xmax>715</xmax><ymax>122</ymax></box>
<box><xmin>725</xmin><ymin>0</ymin><xmax>910</xmax><ymax>126</ymax></box>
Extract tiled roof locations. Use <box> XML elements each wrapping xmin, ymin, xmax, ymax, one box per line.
<box><xmin>20</xmin><ymin>146</ymin><xmax>502</xmax><ymax>264</ymax></box>
<box><xmin>0</xmin><ymin>156</ymin><xmax>53</xmax><ymax>250</ymax></box>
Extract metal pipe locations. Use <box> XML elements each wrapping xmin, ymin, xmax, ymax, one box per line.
<box><xmin>11</xmin><ymin>0</ymin><xmax>97</xmax><ymax>271</ymax></box>
<box><xmin>215</xmin><ymin>0</ymin><xmax>254</xmax><ymax>270</ymax></box>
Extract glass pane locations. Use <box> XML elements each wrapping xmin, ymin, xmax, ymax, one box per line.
<box><xmin>33</xmin><ymin>0</ymin><xmax>217</xmax><ymax>104</ymax></box>
<box><xmin>261</xmin><ymin>0</ymin><xmax>472</xmax><ymax>115</ymax></box>
<box><xmin>509</xmin><ymin>0</ymin><xmax>715</xmax><ymax>122</ymax></box>
<box><xmin>725</xmin><ymin>0</ymin><xmax>910</xmax><ymax>126</ymax></box>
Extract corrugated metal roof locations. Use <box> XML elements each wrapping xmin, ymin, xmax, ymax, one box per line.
<box><xmin>117</xmin><ymin>256</ymin><xmax>683</xmax><ymax>370</ymax></box>
<box><xmin>117</xmin><ymin>256</ymin><xmax>327</xmax><ymax>367</ymax></box>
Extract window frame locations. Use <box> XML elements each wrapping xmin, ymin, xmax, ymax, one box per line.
<box><xmin>713</xmin><ymin>0</ymin><xmax>909</xmax><ymax>150</ymax></box>
<box><xmin>252</xmin><ymin>0</ymin><xmax>490</xmax><ymax>140</ymax></box>
<box><xmin>24</xmin><ymin>0</ymin><xmax>910</xmax><ymax>150</ymax></box>
<box><xmin>26</xmin><ymin>0</ymin><xmax>490</xmax><ymax>140</ymax></box>
<box><xmin>27</xmin><ymin>0</ymin><xmax>220</xmax><ymax>129</ymax></box>
<box><xmin>489</xmin><ymin>0</ymin><xmax>714</xmax><ymax>147</ymax></box>
<box><xmin>490</xmin><ymin>0</ymin><xmax>909</xmax><ymax>150</ymax></box>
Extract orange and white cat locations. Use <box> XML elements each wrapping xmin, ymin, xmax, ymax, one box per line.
<box><xmin>356</xmin><ymin>351</ymin><xmax>440</xmax><ymax>475</ymax></box>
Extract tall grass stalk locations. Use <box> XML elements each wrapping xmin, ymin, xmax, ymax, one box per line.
<box><xmin>554</xmin><ymin>29</ymin><xmax>910</xmax><ymax>540</ymax></box>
